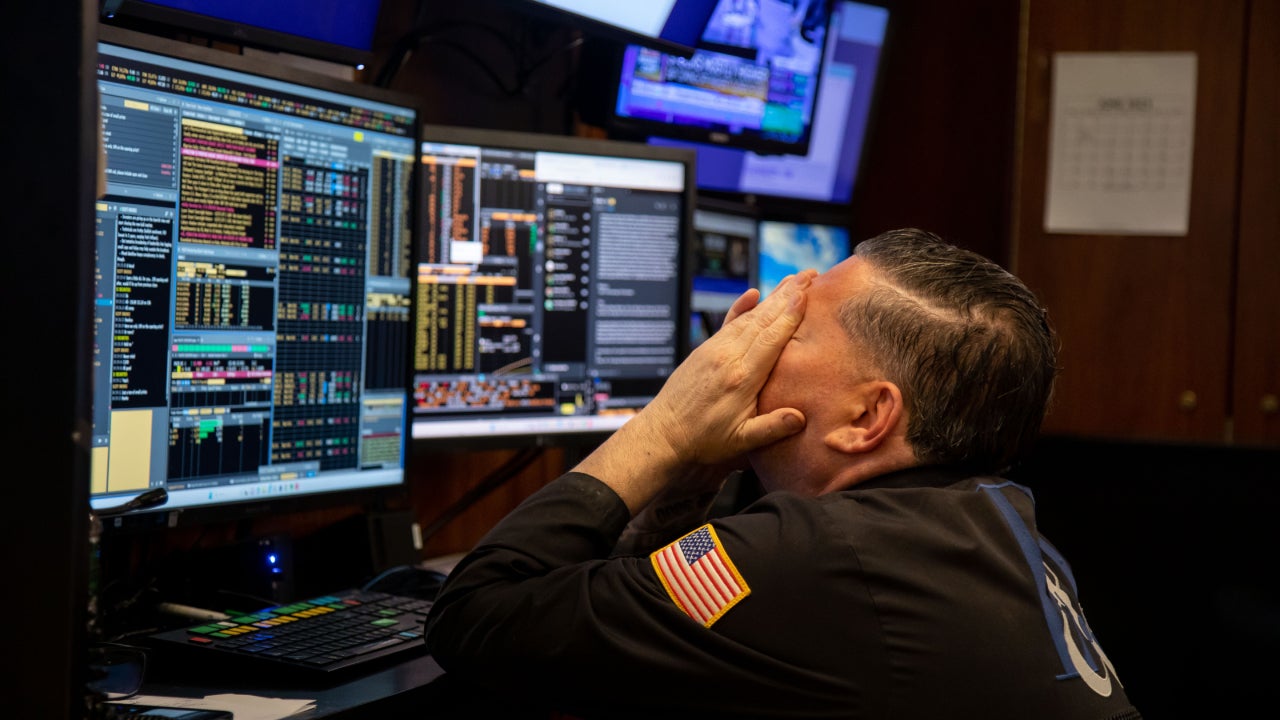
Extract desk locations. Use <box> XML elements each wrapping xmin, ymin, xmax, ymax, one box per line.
<box><xmin>133</xmin><ymin>654</ymin><xmax>555</xmax><ymax>719</ymax></box>
<box><xmin>134</xmin><ymin>654</ymin><xmax>446</xmax><ymax>719</ymax></box>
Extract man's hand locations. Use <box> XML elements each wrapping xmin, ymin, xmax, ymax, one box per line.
<box><xmin>574</xmin><ymin>270</ymin><xmax>815</xmax><ymax>513</ymax></box>
<box><xmin>645</xmin><ymin>270</ymin><xmax>815</xmax><ymax>465</ymax></box>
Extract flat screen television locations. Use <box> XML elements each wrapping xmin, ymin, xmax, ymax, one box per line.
<box><xmin>757</xmin><ymin>217</ymin><xmax>851</xmax><ymax>298</ymax></box>
<box><xmin>649</xmin><ymin>0</ymin><xmax>891</xmax><ymax>205</ymax></box>
<box><xmin>100</xmin><ymin>0</ymin><xmax>384</xmax><ymax>68</ymax></box>
<box><xmin>601</xmin><ymin>0</ymin><xmax>839</xmax><ymax>156</ymax></box>
<box><xmin>690</xmin><ymin>200</ymin><xmax>759</xmax><ymax>347</ymax></box>
<box><xmin>90</xmin><ymin>26</ymin><xmax>420</xmax><ymax>524</ymax></box>
<box><xmin>411</xmin><ymin>125</ymin><xmax>696</xmax><ymax>448</ymax></box>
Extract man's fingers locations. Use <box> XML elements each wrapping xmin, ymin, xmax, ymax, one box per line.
<box><xmin>735</xmin><ymin>269</ymin><xmax>812</xmax><ymax>361</ymax></box>
<box><xmin>633</xmin><ymin>267</ymin><xmax>814</xmax><ymax>468</ymax></box>
<box><xmin>722</xmin><ymin>288</ymin><xmax>760</xmax><ymax>327</ymax></box>
<box><xmin>720</xmin><ymin>270</ymin><xmax>811</xmax><ymax>336</ymax></box>
<box><xmin>737</xmin><ymin>409</ymin><xmax>806</xmax><ymax>449</ymax></box>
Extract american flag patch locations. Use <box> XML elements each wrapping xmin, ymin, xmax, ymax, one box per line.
<box><xmin>651</xmin><ymin>524</ymin><xmax>749</xmax><ymax>627</ymax></box>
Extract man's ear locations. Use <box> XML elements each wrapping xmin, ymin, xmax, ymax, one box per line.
<box><xmin>822</xmin><ymin>381</ymin><xmax>904</xmax><ymax>455</ymax></box>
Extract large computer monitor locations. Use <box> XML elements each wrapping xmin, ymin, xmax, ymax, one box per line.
<box><xmin>648</xmin><ymin>0</ymin><xmax>891</xmax><ymax>205</ymax></box>
<box><xmin>411</xmin><ymin>125</ymin><xmax>696</xmax><ymax>448</ymax></box>
<box><xmin>90</xmin><ymin>27</ymin><xmax>420</xmax><ymax>523</ymax></box>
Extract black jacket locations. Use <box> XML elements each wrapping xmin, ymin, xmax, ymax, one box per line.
<box><xmin>425</xmin><ymin>467</ymin><xmax>1141</xmax><ymax>720</ymax></box>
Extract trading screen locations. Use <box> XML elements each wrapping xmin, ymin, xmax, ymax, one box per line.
<box><xmin>91</xmin><ymin>34</ymin><xmax>417</xmax><ymax>512</ymax></box>
<box><xmin>411</xmin><ymin>132</ymin><xmax>691</xmax><ymax>442</ymax></box>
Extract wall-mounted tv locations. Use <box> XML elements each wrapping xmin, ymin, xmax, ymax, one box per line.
<box><xmin>648</xmin><ymin>0</ymin><xmax>891</xmax><ymax>205</ymax></box>
<box><xmin>601</xmin><ymin>0</ymin><xmax>839</xmax><ymax>156</ymax></box>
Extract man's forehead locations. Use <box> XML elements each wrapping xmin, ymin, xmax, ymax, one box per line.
<box><xmin>815</xmin><ymin>254</ymin><xmax>872</xmax><ymax>293</ymax></box>
<box><xmin>806</xmin><ymin>258</ymin><xmax>863</xmax><ymax>325</ymax></box>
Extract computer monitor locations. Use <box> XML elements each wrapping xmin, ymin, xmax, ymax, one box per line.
<box><xmin>100</xmin><ymin>0</ymin><xmax>384</xmax><ymax>68</ymax></box>
<box><xmin>690</xmin><ymin>200</ymin><xmax>758</xmax><ymax>347</ymax></box>
<box><xmin>603</xmin><ymin>0</ymin><xmax>838</xmax><ymax>156</ymax></box>
<box><xmin>649</xmin><ymin>0</ymin><xmax>892</xmax><ymax>205</ymax></box>
<box><xmin>757</xmin><ymin>217</ymin><xmax>851</xmax><ymax>298</ymax></box>
<box><xmin>411</xmin><ymin>125</ymin><xmax>695</xmax><ymax>448</ymax></box>
<box><xmin>90</xmin><ymin>26</ymin><xmax>420</xmax><ymax>522</ymax></box>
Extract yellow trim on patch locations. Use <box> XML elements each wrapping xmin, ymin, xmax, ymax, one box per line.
<box><xmin>649</xmin><ymin>524</ymin><xmax>751</xmax><ymax>628</ymax></box>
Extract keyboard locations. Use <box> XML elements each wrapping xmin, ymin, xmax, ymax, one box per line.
<box><xmin>143</xmin><ymin>589</ymin><xmax>432</xmax><ymax>684</ymax></box>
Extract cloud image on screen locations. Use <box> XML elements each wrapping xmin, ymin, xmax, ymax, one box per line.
<box><xmin>757</xmin><ymin>220</ymin><xmax>850</xmax><ymax>298</ymax></box>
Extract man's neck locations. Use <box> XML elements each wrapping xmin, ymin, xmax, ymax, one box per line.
<box><xmin>817</xmin><ymin>443</ymin><xmax>919</xmax><ymax>495</ymax></box>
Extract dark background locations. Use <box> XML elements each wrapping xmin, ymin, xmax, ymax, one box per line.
<box><xmin>10</xmin><ymin>1</ymin><xmax>1277</xmax><ymax>717</ymax></box>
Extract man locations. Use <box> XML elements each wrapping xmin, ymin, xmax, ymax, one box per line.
<box><xmin>423</xmin><ymin>228</ymin><xmax>1141</xmax><ymax>719</ymax></box>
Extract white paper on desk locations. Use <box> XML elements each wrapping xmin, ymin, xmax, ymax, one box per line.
<box><xmin>1044</xmin><ymin>52</ymin><xmax>1197</xmax><ymax>235</ymax></box>
<box><xmin>116</xmin><ymin>693</ymin><xmax>315</xmax><ymax>720</ymax></box>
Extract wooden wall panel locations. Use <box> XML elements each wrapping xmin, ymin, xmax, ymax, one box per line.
<box><xmin>850</xmin><ymin>0</ymin><xmax>1020</xmax><ymax>263</ymax></box>
<box><xmin>410</xmin><ymin>447</ymin><xmax>571</xmax><ymax>557</ymax></box>
<box><xmin>1012</xmin><ymin>0</ymin><xmax>1247</xmax><ymax>442</ymax></box>
<box><xmin>1231</xmin><ymin>0</ymin><xmax>1280</xmax><ymax>446</ymax></box>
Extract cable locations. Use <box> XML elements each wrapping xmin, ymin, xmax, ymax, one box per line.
<box><xmin>373</xmin><ymin>16</ymin><xmax>583</xmax><ymax>98</ymax></box>
<box><xmin>374</xmin><ymin>19</ymin><xmax>505</xmax><ymax>88</ymax></box>
<box><xmin>418</xmin><ymin>446</ymin><xmax>545</xmax><ymax>542</ymax></box>
<box><xmin>415</xmin><ymin>37</ymin><xmax>523</xmax><ymax>95</ymax></box>
<box><xmin>361</xmin><ymin>563</ymin><xmax>413</xmax><ymax>591</ymax></box>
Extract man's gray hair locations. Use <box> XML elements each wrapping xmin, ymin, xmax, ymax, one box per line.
<box><xmin>839</xmin><ymin>228</ymin><xmax>1059</xmax><ymax>473</ymax></box>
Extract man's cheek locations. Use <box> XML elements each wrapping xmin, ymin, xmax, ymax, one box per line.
<box><xmin>755</xmin><ymin>373</ymin><xmax>786</xmax><ymax>415</ymax></box>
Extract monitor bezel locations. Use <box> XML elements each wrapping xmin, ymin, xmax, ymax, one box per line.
<box><xmin>411</xmin><ymin>123</ymin><xmax>698</xmax><ymax>453</ymax></box>
<box><xmin>96</xmin><ymin>24</ymin><xmax>416</xmax><ymax>115</ymax></box>
<box><xmin>100</xmin><ymin>0</ymin><xmax>381</xmax><ymax>68</ymax></box>
<box><xmin>511</xmin><ymin>1</ymin><xmax>709</xmax><ymax>57</ymax></box>
<box><xmin>92</xmin><ymin>25</ymin><xmax>424</xmax><ymax>529</ymax></box>
<box><xmin>753</xmin><ymin>199</ymin><xmax>855</xmax><ymax>231</ymax></box>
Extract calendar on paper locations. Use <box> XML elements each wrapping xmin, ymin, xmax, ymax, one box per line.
<box><xmin>1044</xmin><ymin>52</ymin><xmax>1197</xmax><ymax>236</ymax></box>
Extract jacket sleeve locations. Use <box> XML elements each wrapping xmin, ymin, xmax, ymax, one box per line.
<box><xmin>424</xmin><ymin>473</ymin><xmax>637</xmax><ymax>668</ymax></box>
<box><xmin>422</xmin><ymin>472</ymin><xmax>854</xmax><ymax>719</ymax></box>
